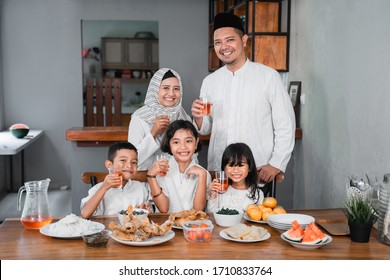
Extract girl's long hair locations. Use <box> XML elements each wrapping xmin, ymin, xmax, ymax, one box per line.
<box><xmin>221</xmin><ymin>143</ymin><xmax>261</xmax><ymax>203</ymax></box>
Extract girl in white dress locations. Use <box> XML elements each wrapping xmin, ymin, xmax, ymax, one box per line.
<box><xmin>207</xmin><ymin>143</ymin><xmax>264</xmax><ymax>212</ymax></box>
<box><xmin>146</xmin><ymin>120</ymin><xmax>211</xmax><ymax>213</ymax></box>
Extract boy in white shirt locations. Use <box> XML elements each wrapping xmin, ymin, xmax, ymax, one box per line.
<box><xmin>80</xmin><ymin>142</ymin><xmax>149</xmax><ymax>218</ymax></box>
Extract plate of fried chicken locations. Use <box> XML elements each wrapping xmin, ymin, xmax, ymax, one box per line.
<box><xmin>109</xmin><ymin>206</ymin><xmax>174</xmax><ymax>246</ymax></box>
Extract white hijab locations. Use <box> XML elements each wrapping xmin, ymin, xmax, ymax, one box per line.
<box><xmin>132</xmin><ymin>68</ymin><xmax>191</xmax><ymax>124</ymax></box>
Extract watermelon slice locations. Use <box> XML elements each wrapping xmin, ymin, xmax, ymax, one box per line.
<box><xmin>301</xmin><ymin>226</ymin><xmax>322</xmax><ymax>244</ymax></box>
<box><xmin>307</xmin><ymin>222</ymin><xmax>327</xmax><ymax>242</ymax></box>
<box><xmin>291</xmin><ymin>220</ymin><xmax>304</xmax><ymax>233</ymax></box>
<box><xmin>284</xmin><ymin>227</ymin><xmax>303</xmax><ymax>242</ymax></box>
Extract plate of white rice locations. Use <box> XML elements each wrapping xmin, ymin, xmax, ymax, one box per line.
<box><xmin>40</xmin><ymin>214</ymin><xmax>105</xmax><ymax>239</ymax></box>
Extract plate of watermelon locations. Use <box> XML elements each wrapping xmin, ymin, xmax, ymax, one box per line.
<box><xmin>281</xmin><ymin>220</ymin><xmax>332</xmax><ymax>250</ymax></box>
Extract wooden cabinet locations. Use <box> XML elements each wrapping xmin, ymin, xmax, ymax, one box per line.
<box><xmin>124</xmin><ymin>39</ymin><xmax>159</xmax><ymax>69</ymax></box>
<box><xmin>101</xmin><ymin>37</ymin><xmax>159</xmax><ymax>76</ymax></box>
<box><xmin>208</xmin><ymin>0</ymin><xmax>290</xmax><ymax>72</ymax></box>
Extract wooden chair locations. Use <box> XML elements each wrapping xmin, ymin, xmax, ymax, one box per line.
<box><xmin>84</xmin><ymin>78</ymin><xmax>122</xmax><ymax>126</ymax></box>
<box><xmin>81</xmin><ymin>170</ymin><xmax>148</xmax><ymax>187</ymax></box>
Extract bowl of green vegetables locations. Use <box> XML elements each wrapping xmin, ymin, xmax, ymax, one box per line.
<box><xmin>213</xmin><ymin>207</ymin><xmax>243</xmax><ymax>227</ymax></box>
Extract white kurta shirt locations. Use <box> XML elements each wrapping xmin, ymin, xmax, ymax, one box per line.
<box><xmin>156</xmin><ymin>157</ymin><xmax>211</xmax><ymax>213</ymax></box>
<box><xmin>206</xmin><ymin>185</ymin><xmax>264</xmax><ymax>212</ymax></box>
<box><xmin>80</xmin><ymin>180</ymin><xmax>149</xmax><ymax>216</ymax></box>
<box><xmin>198</xmin><ymin>60</ymin><xmax>295</xmax><ymax>172</ymax></box>
<box><xmin>128</xmin><ymin>114</ymin><xmax>165</xmax><ymax>170</ymax></box>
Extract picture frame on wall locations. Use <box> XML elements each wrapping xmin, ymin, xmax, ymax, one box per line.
<box><xmin>288</xmin><ymin>81</ymin><xmax>301</xmax><ymax>127</ymax></box>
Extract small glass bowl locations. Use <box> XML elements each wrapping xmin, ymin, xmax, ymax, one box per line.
<box><xmin>81</xmin><ymin>229</ymin><xmax>112</xmax><ymax>248</ymax></box>
<box><xmin>182</xmin><ymin>220</ymin><xmax>214</xmax><ymax>242</ymax></box>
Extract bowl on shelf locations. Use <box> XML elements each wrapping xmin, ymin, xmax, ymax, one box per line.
<box><xmin>213</xmin><ymin>207</ymin><xmax>244</xmax><ymax>227</ymax></box>
<box><xmin>10</xmin><ymin>123</ymin><xmax>30</xmax><ymax>138</ymax></box>
<box><xmin>81</xmin><ymin>229</ymin><xmax>112</xmax><ymax>248</ymax></box>
<box><xmin>132</xmin><ymin>71</ymin><xmax>141</xmax><ymax>79</ymax></box>
<box><xmin>182</xmin><ymin>219</ymin><xmax>214</xmax><ymax>242</ymax></box>
<box><xmin>134</xmin><ymin>32</ymin><xmax>155</xmax><ymax>39</ymax></box>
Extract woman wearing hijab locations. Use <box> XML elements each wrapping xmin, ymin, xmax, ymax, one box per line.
<box><xmin>128</xmin><ymin>68</ymin><xmax>192</xmax><ymax>170</ymax></box>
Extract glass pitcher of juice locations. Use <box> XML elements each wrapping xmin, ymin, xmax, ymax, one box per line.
<box><xmin>17</xmin><ymin>178</ymin><xmax>53</xmax><ymax>229</ymax></box>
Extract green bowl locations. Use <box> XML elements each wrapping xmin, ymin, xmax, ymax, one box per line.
<box><xmin>11</xmin><ymin>128</ymin><xmax>29</xmax><ymax>138</ymax></box>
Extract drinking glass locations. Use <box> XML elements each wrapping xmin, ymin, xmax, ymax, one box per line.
<box><xmin>156</xmin><ymin>154</ymin><xmax>169</xmax><ymax>176</ymax></box>
<box><xmin>215</xmin><ymin>171</ymin><xmax>228</xmax><ymax>193</ymax></box>
<box><xmin>199</xmin><ymin>97</ymin><xmax>212</xmax><ymax>116</ymax></box>
<box><xmin>157</xmin><ymin>112</ymin><xmax>171</xmax><ymax>133</ymax></box>
<box><xmin>215</xmin><ymin>171</ymin><xmax>228</xmax><ymax>208</ymax></box>
<box><xmin>108</xmin><ymin>166</ymin><xmax>123</xmax><ymax>187</ymax></box>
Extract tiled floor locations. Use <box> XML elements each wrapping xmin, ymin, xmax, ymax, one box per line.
<box><xmin>0</xmin><ymin>189</ymin><xmax>71</xmax><ymax>223</ymax></box>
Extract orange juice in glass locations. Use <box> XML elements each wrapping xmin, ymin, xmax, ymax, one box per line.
<box><xmin>156</xmin><ymin>154</ymin><xmax>169</xmax><ymax>176</ymax></box>
<box><xmin>109</xmin><ymin>166</ymin><xmax>123</xmax><ymax>187</ymax></box>
<box><xmin>200</xmin><ymin>97</ymin><xmax>212</xmax><ymax>115</ymax></box>
<box><xmin>216</xmin><ymin>171</ymin><xmax>228</xmax><ymax>193</ymax></box>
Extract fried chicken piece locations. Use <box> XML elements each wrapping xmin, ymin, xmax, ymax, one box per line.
<box><xmin>157</xmin><ymin>220</ymin><xmax>173</xmax><ymax>235</ymax></box>
<box><xmin>168</xmin><ymin>210</ymin><xmax>208</xmax><ymax>227</ymax></box>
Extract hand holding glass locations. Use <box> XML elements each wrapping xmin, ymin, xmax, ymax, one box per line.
<box><xmin>109</xmin><ymin>166</ymin><xmax>123</xmax><ymax>187</ymax></box>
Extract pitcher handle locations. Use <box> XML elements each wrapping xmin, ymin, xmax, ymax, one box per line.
<box><xmin>17</xmin><ymin>186</ymin><xmax>26</xmax><ymax>211</ymax></box>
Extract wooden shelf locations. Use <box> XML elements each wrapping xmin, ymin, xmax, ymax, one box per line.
<box><xmin>66</xmin><ymin>127</ymin><xmax>302</xmax><ymax>147</ymax></box>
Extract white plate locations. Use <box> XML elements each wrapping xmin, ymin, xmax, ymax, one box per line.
<box><xmin>280</xmin><ymin>232</ymin><xmax>332</xmax><ymax>250</ymax></box>
<box><xmin>219</xmin><ymin>228</ymin><xmax>271</xmax><ymax>243</ymax></box>
<box><xmin>243</xmin><ymin>213</ymin><xmax>267</xmax><ymax>224</ymax></box>
<box><xmin>39</xmin><ymin>221</ymin><xmax>105</xmax><ymax>239</ymax></box>
<box><xmin>111</xmin><ymin>230</ymin><xmax>175</xmax><ymax>246</ymax></box>
<box><xmin>268</xmin><ymin>213</ymin><xmax>315</xmax><ymax>226</ymax></box>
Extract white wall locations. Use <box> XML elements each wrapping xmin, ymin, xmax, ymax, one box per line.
<box><xmin>1</xmin><ymin>0</ymin><xmax>209</xmax><ymax>213</ymax></box>
<box><xmin>289</xmin><ymin>0</ymin><xmax>390</xmax><ymax>208</ymax></box>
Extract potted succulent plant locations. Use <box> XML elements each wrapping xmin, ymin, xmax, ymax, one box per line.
<box><xmin>345</xmin><ymin>195</ymin><xmax>377</xmax><ymax>243</ymax></box>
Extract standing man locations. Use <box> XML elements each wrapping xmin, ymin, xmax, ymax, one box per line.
<box><xmin>191</xmin><ymin>13</ymin><xmax>295</xmax><ymax>193</ymax></box>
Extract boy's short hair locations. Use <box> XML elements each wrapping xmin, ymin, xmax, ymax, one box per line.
<box><xmin>160</xmin><ymin>120</ymin><xmax>202</xmax><ymax>154</ymax></box>
<box><xmin>108</xmin><ymin>142</ymin><xmax>137</xmax><ymax>162</ymax></box>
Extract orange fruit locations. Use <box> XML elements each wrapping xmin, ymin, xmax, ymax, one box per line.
<box><xmin>273</xmin><ymin>205</ymin><xmax>286</xmax><ymax>214</ymax></box>
<box><xmin>247</xmin><ymin>207</ymin><xmax>262</xmax><ymax>221</ymax></box>
<box><xmin>262</xmin><ymin>197</ymin><xmax>277</xmax><ymax>209</ymax></box>
<box><xmin>261</xmin><ymin>207</ymin><xmax>273</xmax><ymax>213</ymax></box>
<box><xmin>246</xmin><ymin>204</ymin><xmax>258</xmax><ymax>212</ymax></box>
<box><xmin>203</xmin><ymin>231</ymin><xmax>212</xmax><ymax>241</ymax></box>
<box><xmin>262</xmin><ymin>211</ymin><xmax>275</xmax><ymax>222</ymax></box>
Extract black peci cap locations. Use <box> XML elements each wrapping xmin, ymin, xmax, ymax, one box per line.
<box><xmin>213</xmin><ymin>13</ymin><xmax>245</xmax><ymax>33</ymax></box>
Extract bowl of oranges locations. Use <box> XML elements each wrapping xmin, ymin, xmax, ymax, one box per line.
<box><xmin>182</xmin><ymin>219</ymin><xmax>213</xmax><ymax>242</ymax></box>
<box><xmin>245</xmin><ymin>197</ymin><xmax>286</xmax><ymax>223</ymax></box>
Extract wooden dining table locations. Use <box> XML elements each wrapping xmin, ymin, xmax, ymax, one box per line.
<box><xmin>0</xmin><ymin>208</ymin><xmax>389</xmax><ymax>260</ymax></box>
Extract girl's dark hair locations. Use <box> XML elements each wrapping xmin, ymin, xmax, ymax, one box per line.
<box><xmin>221</xmin><ymin>143</ymin><xmax>261</xmax><ymax>203</ymax></box>
<box><xmin>161</xmin><ymin>120</ymin><xmax>202</xmax><ymax>154</ymax></box>
<box><xmin>108</xmin><ymin>141</ymin><xmax>137</xmax><ymax>162</ymax></box>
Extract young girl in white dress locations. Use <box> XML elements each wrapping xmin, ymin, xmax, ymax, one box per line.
<box><xmin>146</xmin><ymin>120</ymin><xmax>211</xmax><ymax>213</ymax></box>
<box><xmin>206</xmin><ymin>143</ymin><xmax>264</xmax><ymax>212</ymax></box>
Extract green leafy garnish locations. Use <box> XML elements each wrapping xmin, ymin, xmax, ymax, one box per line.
<box><xmin>118</xmin><ymin>209</ymin><xmax>146</xmax><ymax>215</ymax></box>
<box><xmin>216</xmin><ymin>207</ymin><xmax>239</xmax><ymax>215</ymax></box>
